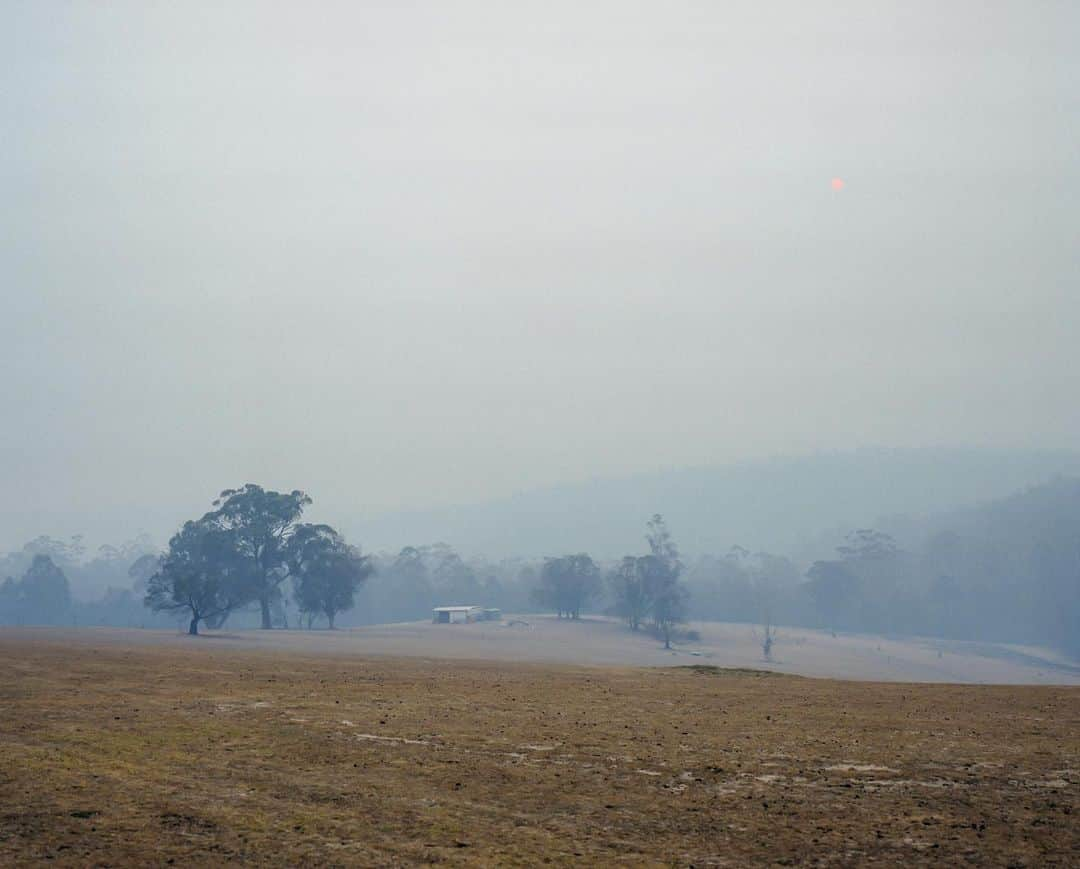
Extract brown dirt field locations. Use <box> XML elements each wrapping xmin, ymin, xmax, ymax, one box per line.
<box><xmin>0</xmin><ymin>631</ymin><xmax>1077</xmax><ymax>866</ymax></box>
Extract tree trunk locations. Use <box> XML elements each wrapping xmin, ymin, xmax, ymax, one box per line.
<box><xmin>327</xmin><ymin>611</ymin><xmax>335</xmax><ymax>630</ymax></box>
<box><xmin>260</xmin><ymin>595</ymin><xmax>272</xmax><ymax>629</ymax></box>
<box><xmin>189</xmin><ymin>616</ymin><xmax>199</xmax><ymax>636</ymax></box>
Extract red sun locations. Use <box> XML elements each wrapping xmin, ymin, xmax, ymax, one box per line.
<box><xmin>831</xmin><ymin>177</ymin><xmax>846</xmax><ymax>191</ymax></box>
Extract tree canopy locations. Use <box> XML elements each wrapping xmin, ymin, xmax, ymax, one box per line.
<box><xmin>144</xmin><ymin>519</ymin><xmax>259</xmax><ymax>635</ymax></box>
<box><xmin>0</xmin><ymin>555</ymin><xmax>72</xmax><ymax>625</ymax></box>
<box><xmin>289</xmin><ymin>524</ymin><xmax>374</xmax><ymax>628</ymax></box>
<box><xmin>532</xmin><ymin>553</ymin><xmax>600</xmax><ymax>619</ymax></box>
<box><xmin>204</xmin><ymin>484</ymin><xmax>312</xmax><ymax>628</ymax></box>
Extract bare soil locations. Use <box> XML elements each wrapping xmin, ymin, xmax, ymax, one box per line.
<box><xmin>0</xmin><ymin>629</ymin><xmax>1077</xmax><ymax>866</ymax></box>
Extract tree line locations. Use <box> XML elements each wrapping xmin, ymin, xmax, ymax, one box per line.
<box><xmin>2</xmin><ymin>477</ymin><xmax>1078</xmax><ymax>659</ymax></box>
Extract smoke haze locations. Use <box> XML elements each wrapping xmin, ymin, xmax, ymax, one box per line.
<box><xmin>3</xmin><ymin>2</ymin><xmax>1078</xmax><ymax>549</ymax></box>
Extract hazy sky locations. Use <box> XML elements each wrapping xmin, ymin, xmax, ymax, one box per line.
<box><xmin>2</xmin><ymin>2</ymin><xmax>1078</xmax><ymax>549</ymax></box>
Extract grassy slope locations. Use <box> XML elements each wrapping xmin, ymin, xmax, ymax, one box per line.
<box><xmin>0</xmin><ymin>634</ymin><xmax>1076</xmax><ymax>866</ymax></box>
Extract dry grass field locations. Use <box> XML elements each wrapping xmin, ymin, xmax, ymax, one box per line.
<box><xmin>1</xmin><ymin>630</ymin><xmax>1077</xmax><ymax>866</ymax></box>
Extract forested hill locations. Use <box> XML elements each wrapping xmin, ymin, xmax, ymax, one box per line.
<box><xmin>351</xmin><ymin>448</ymin><xmax>1080</xmax><ymax>558</ymax></box>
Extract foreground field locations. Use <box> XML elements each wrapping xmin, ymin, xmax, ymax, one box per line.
<box><xmin>1</xmin><ymin>632</ymin><xmax>1077</xmax><ymax>865</ymax></box>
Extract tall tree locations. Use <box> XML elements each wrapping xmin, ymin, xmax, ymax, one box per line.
<box><xmin>650</xmin><ymin>560</ymin><xmax>688</xmax><ymax>649</ymax></box>
<box><xmin>144</xmin><ymin>519</ymin><xmax>258</xmax><ymax>635</ymax></box>
<box><xmin>646</xmin><ymin>514</ymin><xmax>681</xmax><ymax>569</ymax></box>
<box><xmin>288</xmin><ymin>524</ymin><xmax>373</xmax><ymax>629</ymax></box>
<box><xmin>205</xmin><ymin>484</ymin><xmax>312</xmax><ymax>629</ymax></box>
<box><xmin>609</xmin><ymin>556</ymin><xmax>649</xmax><ymax>631</ymax></box>
<box><xmin>3</xmin><ymin>555</ymin><xmax>73</xmax><ymax>624</ymax></box>
<box><xmin>532</xmin><ymin>553</ymin><xmax>600</xmax><ymax>619</ymax></box>
<box><xmin>611</xmin><ymin>516</ymin><xmax>688</xmax><ymax>637</ymax></box>
<box><xmin>644</xmin><ymin>514</ymin><xmax>687</xmax><ymax>641</ymax></box>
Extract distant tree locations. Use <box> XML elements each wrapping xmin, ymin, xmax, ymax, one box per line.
<box><xmin>759</xmin><ymin>617</ymin><xmax>777</xmax><ymax>661</ymax></box>
<box><xmin>748</xmin><ymin>549</ymin><xmax>801</xmax><ymax>657</ymax></box>
<box><xmin>805</xmin><ymin>559</ymin><xmax>859</xmax><ymax>633</ymax></box>
<box><xmin>755</xmin><ymin>589</ymin><xmax>778</xmax><ymax>661</ymax></box>
<box><xmin>516</xmin><ymin>563</ymin><xmax>539</xmax><ymax>601</ymax></box>
<box><xmin>646</xmin><ymin>514</ymin><xmax>681</xmax><ymax>568</ymax></box>
<box><xmin>79</xmin><ymin>535</ymin><xmax>157</xmax><ymax>594</ymax></box>
<box><xmin>467</xmin><ymin>555</ymin><xmax>507</xmax><ymax>607</ymax></box>
<box><xmin>393</xmin><ymin>546</ymin><xmax>428</xmax><ymax>582</ymax></box>
<box><xmin>376</xmin><ymin>545</ymin><xmax>435</xmax><ymax>621</ymax></box>
<box><xmin>429</xmin><ymin>543</ymin><xmax>480</xmax><ymax>600</ymax></box>
<box><xmin>837</xmin><ymin>528</ymin><xmax>899</xmax><ymax>562</ymax></box>
<box><xmin>144</xmin><ymin>519</ymin><xmax>258</xmax><ymax>635</ymax></box>
<box><xmin>204</xmin><ymin>484</ymin><xmax>312</xmax><ymax>629</ymax></box>
<box><xmin>288</xmin><ymin>525</ymin><xmax>374</xmax><ymax>629</ymax></box>
<box><xmin>644</xmin><ymin>515</ymin><xmax>687</xmax><ymax>645</ymax></box>
<box><xmin>92</xmin><ymin>533</ymin><xmax>156</xmax><ymax>568</ymax></box>
<box><xmin>0</xmin><ymin>536</ymin><xmax>85</xmax><ymax>590</ymax></box>
<box><xmin>21</xmin><ymin>535</ymin><xmax>86</xmax><ymax>570</ymax></box>
<box><xmin>609</xmin><ymin>556</ymin><xmax>651</xmax><ymax>631</ymax></box>
<box><xmin>611</xmin><ymin>516</ymin><xmax>689</xmax><ymax>643</ymax></box>
<box><xmin>532</xmin><ymin>554</ymin><xmax>600</xmax><ymax>619</ymax></box>
<box><xmin>682</xmin><ymin>549</ymin><xmax>755</xmax><ymax>623</ymax></box>
<box><xmin>742</xmin><ymin>552</ymin><xmax>778</xmax><ymax>661</ymax></box>
<box><xmin>650</xmin><ymin>562</ymin><xmax>688</xmax><ymax>649</ymax></box>
<box><xmin>128</xmin><ymin>553</ymin><xmax>161</xmax><ymax>594</ymax></box>
<box><xmin>0</xmin><ymin>576</ymin><xmax>16</xmax><ymax>622</ymax></box>
<box><xmin>5</xmin><ymin>555</ymin><xmax>72</xmax><ymax>624</ymax></box>
<box><xmin>834</xmin><ymin>528</ymin><xmax>915</xmax><ymax>633</ymax></box>
<box><xmin>610</xmin><ymin>554</ymin><xmax>687</xmax><ymax>645</ymax></box>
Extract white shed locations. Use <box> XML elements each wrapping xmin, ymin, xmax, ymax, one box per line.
<box><xmin>432</xmin><ymin>605</ymin><xmax>484</xmax><ymax>624</ymax></box>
